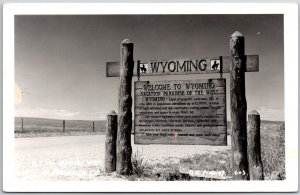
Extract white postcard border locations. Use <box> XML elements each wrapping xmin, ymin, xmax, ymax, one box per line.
<box><xmin>3</xmin><ymin>3</ymin><xmax>298</xmax><ymax>192</ymax></box>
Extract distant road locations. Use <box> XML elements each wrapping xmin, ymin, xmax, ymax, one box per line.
<box><xmin>15</xmin><ymin>135</ymin><xmax>230</xmax><ymax>181</ymax></box>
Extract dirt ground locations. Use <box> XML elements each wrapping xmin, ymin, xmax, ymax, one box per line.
<box><xmin>15</xmin><ymin>135</ymin><xmax>231</xmax><ymax>181</ymax></box>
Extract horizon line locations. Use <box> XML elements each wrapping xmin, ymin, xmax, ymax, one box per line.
<box><xmin>14</xmin><ymin>116</ymin><xmax>285</xmax><ymax>123</ymax></box>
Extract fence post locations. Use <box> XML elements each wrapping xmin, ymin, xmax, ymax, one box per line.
<box><xmin>93</xmin><ymin>121</ymin><xmax>95</xmax><ymax>132</ymax></box>
<box><xmin>63</xmin><ymin>120</ymin><xmax>65</xmax><ymax>132</ymax></box>
<box><xmin>21</xmin><ymin>117</ymin><xmax>24</xmax><ymax>131</ymax></box>
<box><xmin>116</xmin><ymin>39</ymin><xmax>134</xmax><ymax>175</ymax></box>
<box><xmin>105</xmin><ymin>111</ymin><xmax>117</xmax><ymax>173</ymax></box>
<box><xmin>247</xmin><ymin>110</ymin><xmax>264</xmax><ymax>180</ymax></box>
<box><xmin>230</xmin><ymin>31</ymin><xmax>249</xmax><ymax>180</ymax></box>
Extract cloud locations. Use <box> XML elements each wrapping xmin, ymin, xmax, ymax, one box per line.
<box><xmin>255</xmin><ymin>107</ymin><xmax>284</xmax><ymax>121</ymax></box>
<box><xmin>15</xmin><ymin>107</ymin><xmax>109</xmax><ymax>120</ymax></box>
<box><xmin>227</xmin><ymin>107</ymin><xmax>284</xmax><ymax>121</ymax></box>
<box><xmin>15</xmin><ymin>83</ymin><xmax>22</xmax><ymax>105</ymax></box>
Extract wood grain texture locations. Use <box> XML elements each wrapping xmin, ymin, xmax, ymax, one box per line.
<box><xmin>106</xmin><ymin>55</ymin><xmax>258</xmax><ymax>77</ymax></box>
<box><xmin>105</xmin><ymin>111</ymin><xmax>117</xmax><ymax>173</ymax></box>
<box><xmin>247</xmin><ymin>110</ymin><xmax>264</xmax><ymax>180</ymax></box>
<box><xmin>134</xmin><ymin>79</ymin><xmax>227</xmax><ymax>145</ymax></box>
<box><xmin>230</xmin><ymin>31</ymin><xmax>249</xmax><ymax>180</ymax></box>
<box><xmin>116</xmin><ymin>39</ymin><xmax>133</xmax><ymax>175</ymax></box>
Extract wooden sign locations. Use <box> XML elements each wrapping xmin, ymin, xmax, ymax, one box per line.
<box><xmin>106</xmin><ymin>55</ymin><xmax>258</xmax><ymax>77</ymax></box>
<box><xmin>134</xmin><ymin>78</ymin><xmax>227</xmax><ymax>145</ymax></box>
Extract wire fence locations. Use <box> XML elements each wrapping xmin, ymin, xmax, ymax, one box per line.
<box><xmin>14</xmin><ymin>117</ymin><xmax>106</xmax><ymax>133</ymax></box>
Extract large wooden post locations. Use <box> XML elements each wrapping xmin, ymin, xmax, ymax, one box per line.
<box><xmin>93</xmin><ymin>121</ymin><xmax>95</xmax><ymax>132</ymax></box>
<box><xmin>116</xmin><ymin>39</ymin><xmax>134</xmax><ymax>175</ymax></box>
<box><xmin>105</xmin><ymin>111</ymin><xmax>117</xmax><ymax>173</ymax></box>
<box><xmin>230</xmin><ymin>31</ymin><xmax>249</xmax><ymax>180</ymax></box>
<box><xmin>247</xmin><ymin>110</ymin><xmax>264</xmax><ymax>180</ymax></box>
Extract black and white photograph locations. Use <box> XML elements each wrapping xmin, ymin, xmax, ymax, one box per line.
<box><xmin>2</xmin><ymin>3</ymin><xmax>298</xmax><ymax>192</ymax></box>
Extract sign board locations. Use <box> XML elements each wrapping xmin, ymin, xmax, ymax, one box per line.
<box><xmin>134</xmin><ymin>78</ymin><xmax>227</xmax><ymax>145</ymax></box>
<box><xmin>106</xmin><ymin>55</ymin><xmax>259</xmax><ymax>77</ymax></box>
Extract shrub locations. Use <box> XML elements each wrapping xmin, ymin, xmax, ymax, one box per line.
<box><xmin>131</xmin><ymin>149</ymin><xmax>151</xmax><ymax>178</ymax></box>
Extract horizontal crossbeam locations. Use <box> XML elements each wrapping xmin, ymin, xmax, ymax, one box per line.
<box><xmin>106</xmin><ymin>55</ymin><xmax>259</xmax><ymax>77</ymax></box>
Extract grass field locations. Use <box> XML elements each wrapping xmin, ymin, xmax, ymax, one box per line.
<box><xmin>15</xmin><ymin>117</ymin><xmax>107</xmax><ymax>137</ymax></box>
<box><xmin>14</xmin><ymin>117</ymin><xmax>285</xmax><ymax>181</ymax></box>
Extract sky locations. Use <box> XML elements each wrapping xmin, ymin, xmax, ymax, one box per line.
<box><xmin>14</xmin><ymin>15</ymin><xmax>284</xmax><ymax>121</ymax></box>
